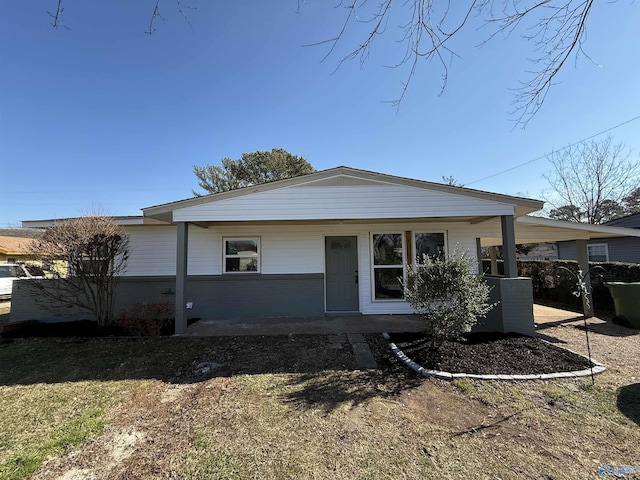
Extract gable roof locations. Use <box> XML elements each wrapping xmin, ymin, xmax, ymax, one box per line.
<box><xmin>143</xmin><ymin>166</ymin><xmax>544</xmax><ymax>223</ymax></box>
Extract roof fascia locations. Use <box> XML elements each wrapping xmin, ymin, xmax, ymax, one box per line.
<box><xmin>517</xmin><ymin>216</ymin><xmax>640</xmax><ymax>238</ymax></box>
<box><xmin>21</xmin><ymin>216</ymin><xmax>161</xmax><ymax>229</ymax></box>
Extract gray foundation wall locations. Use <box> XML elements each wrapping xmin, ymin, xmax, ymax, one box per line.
<box><xmin>476</xmin><ymin>276</ymin><xmax>535</xmax><ymax>335</ymax></box>
<box><xmin>9</xmin><ymin>274</ymin><xmax>325</xmax><ymax>323</ymax></box>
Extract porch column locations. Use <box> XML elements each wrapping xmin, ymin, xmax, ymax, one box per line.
<box><xmin>475</xmin><ymin>238</ymin><xmax>483</xmax><ymax>274</ymax></box>
<box><xmin>175</xmin><ymin>222</ymin><xmax>189</xmax><ymax>335</ymax></box>
<box><xmin>575</xmin><ymin>239</ymin><xmax>594</xmax><ymax>318</ymax></box>
<box><xmin>501</xmin><ymin>215</ymin><xmax>517</xmax><ymax>278</ymax></box>
<box><xmin>489</xmin><ymin>247</ymin><xmax>498</xmax><ymax>275</ymax></box>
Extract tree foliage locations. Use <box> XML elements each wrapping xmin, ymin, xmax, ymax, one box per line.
<box><xmin>28</xmin><ymin>216</ymin><xmax>130</xmax><ymax>327</ymax></box>
<box><xmin>544</xmin><ymin>136</ymin><xmax>640</xmax><ymax>224</ymax></box>
<box><xmin>193</xmin><ymin>148</ymin><xmax>315</xmax><ymax>196</ymax></box>
<box><xmin>622</xmin><ymin>187</ymin><xmax>640</xmax><ymax>215</ymax></box>
<box><xmin>404</xmin><ymin>251</ymin><xmax>495</xmax><ymax>347</ymax></box>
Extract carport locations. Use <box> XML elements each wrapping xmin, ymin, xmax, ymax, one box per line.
<box><xmin>478</xmin><ymin>215</ymin><xmax>640</xmax><ymax>317</ymax></box>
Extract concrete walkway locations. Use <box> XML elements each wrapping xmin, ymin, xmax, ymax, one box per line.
<box><xmin>532</xmin><ymin>304</ymin><xmax>588</xmax><ymax>328</ymax></box>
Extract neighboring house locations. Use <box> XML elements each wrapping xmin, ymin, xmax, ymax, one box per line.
<box><xmin>13</xmin><ymin>167</ymin><xmax>640</xmax><ymax>333</ymax></box>
<box><xmin>0</xmin><ymin>236</ymin><xmax>37</xmax><ymax>264</ymax></box>
<box><xmin>556</xmin><ymin>213</ymin><xmax>640</xmax><ymax>264</ymax></box>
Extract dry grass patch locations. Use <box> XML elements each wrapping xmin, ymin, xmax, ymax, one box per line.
<box><xmin>0</xmin><ymin>327</ymin><xmax>638</xmax><ymax>480</ymax></box>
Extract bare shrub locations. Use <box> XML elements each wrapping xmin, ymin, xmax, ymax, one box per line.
<box><xmin>116</xmin><ymin>302</ymin><xmax>176</xmax><ymax>337</ymax></box>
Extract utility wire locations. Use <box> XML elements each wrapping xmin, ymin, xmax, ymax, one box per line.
<box><xmin>464</xmin><ymin>115</ymin><xmax>640</xmax><ymax>187</ymax></box>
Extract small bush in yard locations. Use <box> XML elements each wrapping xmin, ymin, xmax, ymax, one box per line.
<box><xmin>116</xmin><ymin>302</ymin><xmax>175</xmax><ymax>336</ymax></box>
<box><xmin>404</xmin><ymin>251</ymin><xmax>496</xmax><ymax>347</ymax></box>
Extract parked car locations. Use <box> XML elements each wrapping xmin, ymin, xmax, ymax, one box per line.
<box><xmin>0</xmin><ymin>264</ymin><xmax>46</xmax><ymax>300</ymax></box>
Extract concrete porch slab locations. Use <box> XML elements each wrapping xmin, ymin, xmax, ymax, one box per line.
<box><xmin>185</xmin><ymin>305</ymin><xmax>584</xmax><ymax>337</ymax></box>
<box><xmin>186</xmin><ymin>314</ymin><xmax>425</xmax><ymax>336</ymax></box>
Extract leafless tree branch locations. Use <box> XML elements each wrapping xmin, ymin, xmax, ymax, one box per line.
<box><xmin>309</xmin><ymin>0</ymin><xmax>598</xmax><ymax>125</ymax></box>
<box><xmin>47</xmin><ymin>0</ymin><xmax>71</xmax><ymax>30</ymax></box>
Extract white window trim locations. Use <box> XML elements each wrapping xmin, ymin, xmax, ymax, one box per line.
<box><xmin>370</xmin><ymin>232</ymin><xmax>406</xmax><ymax>302</ymax></box>
<box><xmin>587</xmin><ymin>243</ymin><xmax>609</xmax><ymax>262</ymax></box>
<box><xmin>223</xmin><ymin>237</ymin><xmax>261</xmax><ymax>274</ymax></box>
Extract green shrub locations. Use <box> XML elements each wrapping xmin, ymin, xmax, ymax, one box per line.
<box><xmin>517</xmin><ymin>260</ymin><xmax>640</xmax><ymax>311</ymax></box>
<box><xmin>116</xmin><ymin>302</ymin><xmax>175</xmax><ymax>336</ymax></box>
<box><xmin>404</xmin><ymin>251</ymin><xmax>496</xmax><ymax>347</ymax></box>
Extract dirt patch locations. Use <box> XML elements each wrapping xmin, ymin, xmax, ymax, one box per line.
<box><xmin>387</xmin><ymin>332</ymin><xmax>593</xmax><ymax>375</ymax></box>
<box><xmin>12</xmin><ymin>318</ymin><xmax>640</xmax><ymax>480</ymax></box>
<box><xmin>399</xmin><ymin>381</ymin><xmax>497</xmax><ymax>430</ymax></box>
<box><xmin>537</xmin><ymin>316</ymin><xmax>640</xmax><ymax>387</ymax></box>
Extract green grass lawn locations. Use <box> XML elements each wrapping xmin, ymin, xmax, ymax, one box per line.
<box><xmin>0</xmin><ymin>335</ymin><xmax>638</xmax><ymax>479</ymax></box>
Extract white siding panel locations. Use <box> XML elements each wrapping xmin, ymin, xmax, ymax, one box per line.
<box><xmin>173</xmin><ymin>185</ymin><xmax>515</xmax><ymax>222</ymax></box>
<box><xmin>126</xmin><ymin>226</ymin><xmax>177</xmax><ymax>276</ymax></box>
<box><xmin>126</xmin><ymin>226</ymin><xmax>220</xmax><ymax>276</ymax></box>
<box><xmin>188</xmin><ymin>227</ymin><xmax>220</xmax><ymax>275</ymax></box>
<box><xmin>261</xmin><ymin>232</ymin><xmax>324</xmax><ymax>274</ymax></box>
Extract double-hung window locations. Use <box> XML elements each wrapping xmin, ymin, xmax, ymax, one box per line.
<box><xmin>372</xmin><ymin>233</ymin><xmax>405</xmax><ymax>300</ymax></box>
<box><xmin>371</xmin><ymin>231</ymin><xmax>446</xmax><ymax>300</ymax></box>
<box><xmin>587</xmin><ymin>243</ymin><xmax>608</xmax><ymax>262</ymax></box>
<box><xmin>223</xmin><ymin>238</ymin><xmax>260</xmax><ymax>273</ymax></box>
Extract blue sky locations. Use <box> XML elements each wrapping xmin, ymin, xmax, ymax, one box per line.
<box><xmin>1</xmin><ymin>1</ymin><xmax>638</xmax><ymax>227</ymax></box>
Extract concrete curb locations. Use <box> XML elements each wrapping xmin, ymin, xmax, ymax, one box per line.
<box><xmin>382</xmin><ymin>333</ymin><xmax>606</xmax><ymax>381</ymax></box>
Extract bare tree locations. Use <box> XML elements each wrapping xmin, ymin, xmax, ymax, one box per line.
<box><xmin>47</xmin><ymin>1</ymin><xmax>615</xmax><ymax>126</ymax></box>
<box><xmin>48</xmin><ymin>0</ymin><xmax>195</xmax><ymax>34</ymax></box>
<box><xmin>309</xmin><ymin>0</ymin><xmax>599</xmax><ymax>125</ymax></box>
<box><xmin>28</xmin><ymin>216</ymin><xmax>130</xmax><ymax>327</ymax></box>
<box><xmin>544</xmin><ymin>136</ymin><xmax>640</xmax><ymax>224</ymax></box>
<box><xmin>442</xmin><ymin>175</ymin><xmax>463</xmax><ymax>187</ymax></box>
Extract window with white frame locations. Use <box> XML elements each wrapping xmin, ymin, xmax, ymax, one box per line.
<box><xmin>371</xmin><ymin>231</ymin><xmax>447</xmax><ymax>300</ymax></box>
<box><xmin>587</xmin><ymin>243</ymin><xmax>608</xmax><ymax>262</ymax></box>
<box><xmin>371</xmin><ymin>233</ymin><xmax>404</xmax><ymax>300</ymax></box>
<box><xmin>223</xmin><ymin>238</ymin><xmax>260</xmax><ymax>273</ymax></box>
<box><xmin>413</xmin><ymin>232</ymin><xmax>446</xmax><ymax>265</ymax></box>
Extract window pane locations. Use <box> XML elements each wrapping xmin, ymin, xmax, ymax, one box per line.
<box><xmin>0</xmin><ymin>267</ymin><xmax>13</xmax><ymax>278</ymax></box>
<box><xmin>415</xmin><ymin>233</ymin><xmax>445</xmax><ymax>263</ymax></box>
<box><xmin>225</xmin><ymin>257</ymin><xmax>258</xmax><ymax>272</ymax></box>
<box><xmin>588</xmin><ymin>245</ymin><xmax>607</xmax><ymax>262</ymax></box>
<box><xmin>374</xmin><ymin>268</ymin><xmax>404</xmax><ymax>299</ymax></box>
<box><xmin>226</xmin><ymin>240</ymin><xmax>258</xmax><ymax>256</ymax></box>
<box><xmin>373</xmin><ymin>234</ymin><xmax>403</xmax><ymax>265</ymax></box>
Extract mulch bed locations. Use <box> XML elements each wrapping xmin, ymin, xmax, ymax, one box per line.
<box><xmin>387</xmin><ymin>332</ymin><xmax>594</xmax><ymax>375</ymax></box>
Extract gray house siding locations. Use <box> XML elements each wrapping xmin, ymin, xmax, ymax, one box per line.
<box><xmin>9</xmin><ymin>273</ymin><xmax>325</xmax><ymax>323</ymax></box>
<box><xmin>557</xmin><ymin>237</ymin><xmax>640</xmax><ymax>264</ymax></box>
<box><xmin>478</xmin><ymin>276</ymin><xmax>535</xmax><ymax>335</ymax></box>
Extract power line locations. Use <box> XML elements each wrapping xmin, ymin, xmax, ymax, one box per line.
<box><xmin>464</xmin><ymin>115</ymin><xmax>640</xmax><ymax>187</ymax></box>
